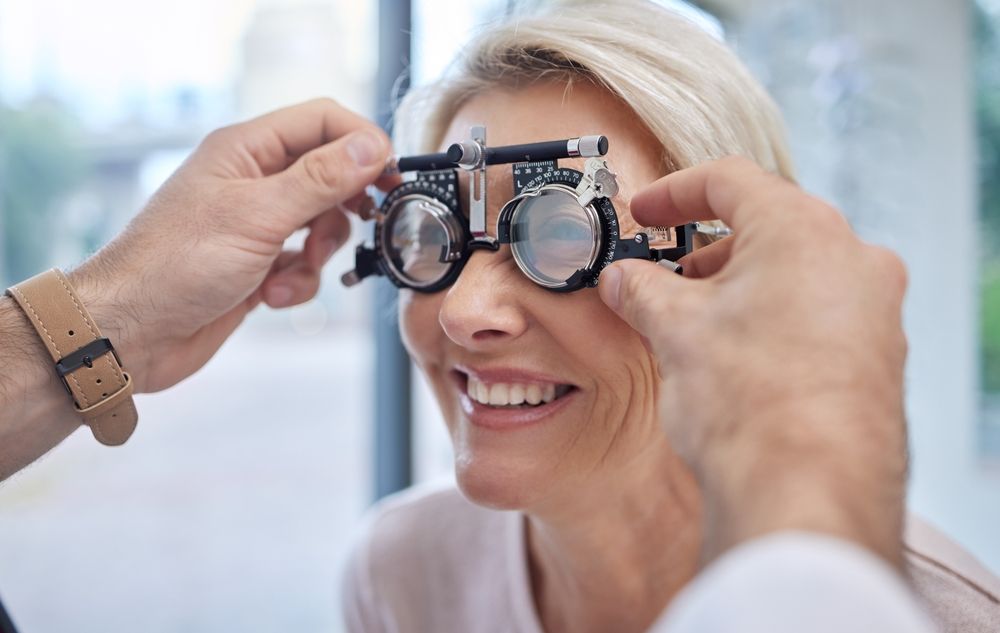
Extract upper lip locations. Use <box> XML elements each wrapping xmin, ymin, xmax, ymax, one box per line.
<box><xmin>452</xmin><ymin>364</ymin><xmax>576</xmax><ymax>387</ymax></box>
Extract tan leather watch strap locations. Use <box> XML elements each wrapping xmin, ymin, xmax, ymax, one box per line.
<box><xmin>6</xmin><ymin>268</ymin><xmax>138</xmax><ymax>445</ymax></box>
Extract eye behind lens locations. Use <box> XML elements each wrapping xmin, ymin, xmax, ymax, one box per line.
<box><xmin>508</xmin><ymin>185</ymin><xmax>602</xmax><ymax>290</ymax></box>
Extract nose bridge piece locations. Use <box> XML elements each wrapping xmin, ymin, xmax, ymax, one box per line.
<box><xmin>453</xmin><ymin>125</ymin><xmax>498</xmax><ymax>252</ymax></box>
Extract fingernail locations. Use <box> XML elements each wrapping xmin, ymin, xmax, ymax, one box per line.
<box><xmin>346</xmin><ymin>130</ymin><xmax>383</xmax><ymax>167</ymax></box>
<box><xmin>600</xmin><ymin>266</ymin><xmax>622</xmax><ymax>312</ymax></box>
<box><xmin>267</xmin><ymin>284</ymin><xmax>293</xmax><ymax>306</ymax></box>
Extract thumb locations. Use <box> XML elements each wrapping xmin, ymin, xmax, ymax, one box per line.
<box><xmin>268</xmin><ymin>127</ymin><xmax>390</xmax><ymax>227</ymax></box>
<box><xmin>598</xmin><ymin>259</ymin><xmax>697</xmax><ymax>341</ymax></box>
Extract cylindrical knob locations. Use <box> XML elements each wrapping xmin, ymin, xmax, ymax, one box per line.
<box><xmin>578</xmin><ymin>135</ymin><xmax>608</xmax><ymax>157</ymax></box>
<box><xmin>447</xmin><ymin>141</ymin><xmax>482</xmax><ymax>167</ymax></box>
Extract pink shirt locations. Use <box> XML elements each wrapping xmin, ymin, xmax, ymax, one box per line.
<box><xmin>342</xmin><ymin>483</ymin><xmax>1000</xmax><ymax>633</ymax></box>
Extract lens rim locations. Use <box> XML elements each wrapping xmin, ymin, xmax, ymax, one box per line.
<box><xmin>499</xmin><ymin>163</ymin><xmax>621</xmax><ymax>293</ymax></box>
<box><xmin>377</xmin><ymin>191</ymin><xmax>468</xmax><ymax>292</ymax></box>
<box><xmin>503</xmin><ymin>184</ymin><xmax>602</xmax><ymax>290</ymax></box>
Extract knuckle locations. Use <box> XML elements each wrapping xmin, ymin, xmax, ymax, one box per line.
<box><xmin>796</xmin><ymin>197</ymin><xmax>848</xmax><ymax>234</ymax></box>
<box><xmin>717</xmin><ymin>154</ymin><xmax>754</xmax><ymax>170</ymax></box>
<box><xmin>625</xmin><ymin>264</ymin><xmax>691</xmax><ymax>324</ymax></box>
<box><xmin>621</xmin><ymin>267</ymin><xmax>661</xmax><ymax>319</ymax></box>
<box><xmin>308</xmin><ymin>96</ymin><xmax>341</xmax><ymax>110</ymax></box>
<box><xmin>200</xmin><ymin>125</ymin><xmax>237</xmax><ymax>150</ymax></box>
<box><xmin>871</xmin><ymin>246</ymin><xmax>909</xmax><ymax>294</ymax></box>
<box><xmin>301</xmin><ymin>149</ymin><xmax>347</xmax><ymax>192</ymax></box>
<box><xmin>815</xmin><ymin>201</ymin><xmax>849</xmax><ymax>227</ymax></box>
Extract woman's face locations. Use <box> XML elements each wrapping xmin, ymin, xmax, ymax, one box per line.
<box><xmin>400</xmin><ymin>80</ymin><xmax>669</xmax><ymax>510</ymax></box>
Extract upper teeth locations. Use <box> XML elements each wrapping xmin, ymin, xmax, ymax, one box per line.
<box><xmin>467</xmin><ymin>377</ymin><xmax>560</xmax><ymax>406</ymax></box>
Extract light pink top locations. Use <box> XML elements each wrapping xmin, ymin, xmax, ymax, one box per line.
<box><xmin>342</xmin><ymin>483</ymin><xmax>1000</xmax><ymax>633</ymax></box>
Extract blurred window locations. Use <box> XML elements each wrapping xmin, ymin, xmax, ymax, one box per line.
<box><xmin>0</xmin><ymin>1</ymin><xmax>377</xmax><ymax>631</ymax></box>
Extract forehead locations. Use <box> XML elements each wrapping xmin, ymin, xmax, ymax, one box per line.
<box><xmin>437</xmin><ymin>80</ymin><xmax>662</xmax><ymax>183</ymax></box>
<box><xmin>435</xmin><ymin>81</ymin><xmax>663</xmax><ymax>234</ymax></box>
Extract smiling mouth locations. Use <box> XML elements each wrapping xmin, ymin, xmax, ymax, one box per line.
<box><xmin>463</xmin><ymin>375</ymin><xmax>575</xmax><ymax>409</ymax></box>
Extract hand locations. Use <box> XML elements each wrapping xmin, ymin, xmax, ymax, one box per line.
<box><xmin>598</xmin><ymin>157</ymin><xmax>909</xmax><ymax>567</ymax></box>
<box><xmin>70</xmin><ymin>99</ymin><xmax>393</xmax><ymax>393</ymax></box>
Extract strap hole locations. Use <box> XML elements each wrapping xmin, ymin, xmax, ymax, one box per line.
<box><xmin>102</xmin><ymin>393</ymin><xmax>108</xmax><ymax>398</ymax></box>
<box><xmin>96</xmin><ymin>378</ymin><xmax>102</xmax><ymax>384</ymax></box>
<box><xmin>111</xmin><ymin>414</ymin><xmax>117</xmax><ymax>418</ymax></box>
<box><xmin>68</xmin><ymin>330</ymin><xmax>74</xmax><ymax>336</ymax></box>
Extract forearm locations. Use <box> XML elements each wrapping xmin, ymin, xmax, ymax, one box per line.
<box><xmin>0</xmin><ymin>291</ymin><xmax>80</xmax><ymax>480</ymax></box>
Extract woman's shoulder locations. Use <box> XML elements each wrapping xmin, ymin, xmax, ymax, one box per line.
<box><xmin>341</xmin><ymin>480</ymin><xmax>523</xmax><ymax>632</ymax></box>
<box><xmin>904</xmin><ymin>514</ymin><xmax>1000</xmax><ymax>632</ymax></box>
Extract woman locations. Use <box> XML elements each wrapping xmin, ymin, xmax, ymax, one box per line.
<box><xmin>343</xmin><ymin>2</ymin><xmax>1000</xmax><ymax>631</ymax></box>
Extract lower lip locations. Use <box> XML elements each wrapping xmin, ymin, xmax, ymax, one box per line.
<box><xmin>459</xmin><ymin>388</ymin><xmax>578</xmax><ymax>430</ymax></box>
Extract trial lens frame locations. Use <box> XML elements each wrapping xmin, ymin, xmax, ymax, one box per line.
<box><xmin>341</xmin><ymin>126</ymin><xmax>712</xmax><ymax>292</ymax></box>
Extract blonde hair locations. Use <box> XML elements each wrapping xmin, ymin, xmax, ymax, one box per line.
<box><xmin>394</xmin><ymin>0</ymin><xmax>794</xmax><ymax>182</ymax></box>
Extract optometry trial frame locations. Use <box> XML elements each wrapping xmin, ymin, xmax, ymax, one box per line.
<box><xmin>341</xmin><ymin>126</ymin><xmax>730</xmax><ymax>293</ymax></box>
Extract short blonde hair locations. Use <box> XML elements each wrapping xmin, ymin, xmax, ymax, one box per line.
<box><xmin>394</xmin><ymin>0</ymin><xmax>794</xmax><ymax>181</ymax></box>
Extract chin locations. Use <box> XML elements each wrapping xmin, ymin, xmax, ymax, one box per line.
<box><xmin>452</xmin><ymin>449</ymin><xmax>551</xmax><ymax>511</ymax></box>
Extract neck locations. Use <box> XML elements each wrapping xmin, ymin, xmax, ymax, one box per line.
<box><xmin>524</xmin><ymin>438</ymin><xmax>702</xmax><ymax>633</ymax></box>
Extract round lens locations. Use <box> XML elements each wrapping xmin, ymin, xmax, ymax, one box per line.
<box><xmin>382</xmin><ymin>197</ymin><xmax>456</xmax><ymax>287</ymax></box>
<box><xmin>509</xmin><ymin>188</ymin><xmax>600</xmax><ymax>288</ymax></box>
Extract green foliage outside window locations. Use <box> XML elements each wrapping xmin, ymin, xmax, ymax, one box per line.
<box><xmin>976</xmin><ymin>3</ymin><xmax>1000</xmax><ymax>392</ymax></box>
<box><xmin>0</xmin><ymin>101</ymin><xmax>88</xmax><ymax>287</ymax></box>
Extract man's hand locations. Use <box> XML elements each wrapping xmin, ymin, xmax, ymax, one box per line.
<box><xmin>598</xmin><ymin>157</ymin><xmax>909</xmax><ymax>568</ymax></box>
<box><xmin>0</xmin><ymin>98</ymin><xmax>392</xmax><ymax>479</ymax></box>
<box><xmin>71</xmin><ymin>98</ymin><xmax>392</xmax><ymax>393</ymax></box>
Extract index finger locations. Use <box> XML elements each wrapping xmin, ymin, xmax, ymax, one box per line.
<box><xmin>630</xmin><ymin>156</ymin><xmax>796</xmax><ymax>231</ymax></box>
<box><xmin>230</xmin><ymin>98</ymin><xmax>383</xmax><ymax>175</ymax></box>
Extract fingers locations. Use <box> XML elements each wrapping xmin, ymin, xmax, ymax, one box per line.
<box><xmin>266</xmin><ymin>126</ymin><xmax>391</xmax><ymax>227</ymax></box>
<box><xmin>263</xmin><ymin>207</ymin><xmax>352</xmax><ymax>308</ymax></box>
<box><xmin>598</xmin><ymin>259</ymin><xmax>702</xmax><ymax>350</ymax></box>
<box><xmin>262</xmin><ymin>252</ymin><xmax>322</xmax><ymax>308</ymax></box>
<box><xmin>340</xmin><ymin>190</ymin><xmax>377</xmax><ymax>221</ymax></box>
<box><xmin>375</xmin><ymin>171</ymin><xmax>404</xmax><ymax>193</ymax></box>
<box><xmin>678</xmin><ymin>237</ymin><xmax>735</xmax><ymax>279</ymax></box>
<box><xmin>303</xmin><ymin>207</ymin><xmax>351</xmax><ymax>269</ymax></box>
<box><xmin>231</xmin><ymin>98</ymin><xmax>384</xmax><ymax>175</ymax></box>
<box><xmin>630</xmin><ymin>156</ymin><xmax>795</xmax><ymax>232</ymax></box>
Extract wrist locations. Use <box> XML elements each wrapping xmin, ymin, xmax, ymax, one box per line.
<box><xmin>697</xmin><ymin>398</ymin><xmax>907</xmax><ymax>569</ymax></box>
<box><xmin>67</xmin><ymin>258</ymin><xmax>154</xmax><ymax>393</ymax></box>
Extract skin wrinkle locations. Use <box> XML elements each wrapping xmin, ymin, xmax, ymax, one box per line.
<box><xmin>598</xmin><ymin>360</ymin><xmax>659</xmax><ymax>470</ymax></box>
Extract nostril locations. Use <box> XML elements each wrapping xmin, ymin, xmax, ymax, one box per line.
<box><xmin>472</xmin><ymin>329</ymin><xmax>508</xmax><ymax>342</ymax></box>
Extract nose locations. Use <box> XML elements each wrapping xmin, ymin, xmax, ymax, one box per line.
<box><xmin>438</xmin><ymin>250</ymin><xmax>529</xmax><ymax>350</ymax></box>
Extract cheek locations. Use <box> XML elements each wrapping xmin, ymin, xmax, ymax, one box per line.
<box><xmin>399</xmin><ymin>290</ymin><xmax>445</xmax><ymax>367</ymax></box>
<box><xmin>556</xmin><ymin>292</ymin><xmax>657</xmax><ymax>386</ymax></box>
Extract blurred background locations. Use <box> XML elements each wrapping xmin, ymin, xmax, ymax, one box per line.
<box><xmin>0</xmin><ymin>0</ymin><xmax>998</xmax><ymax>631</ymax></box>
